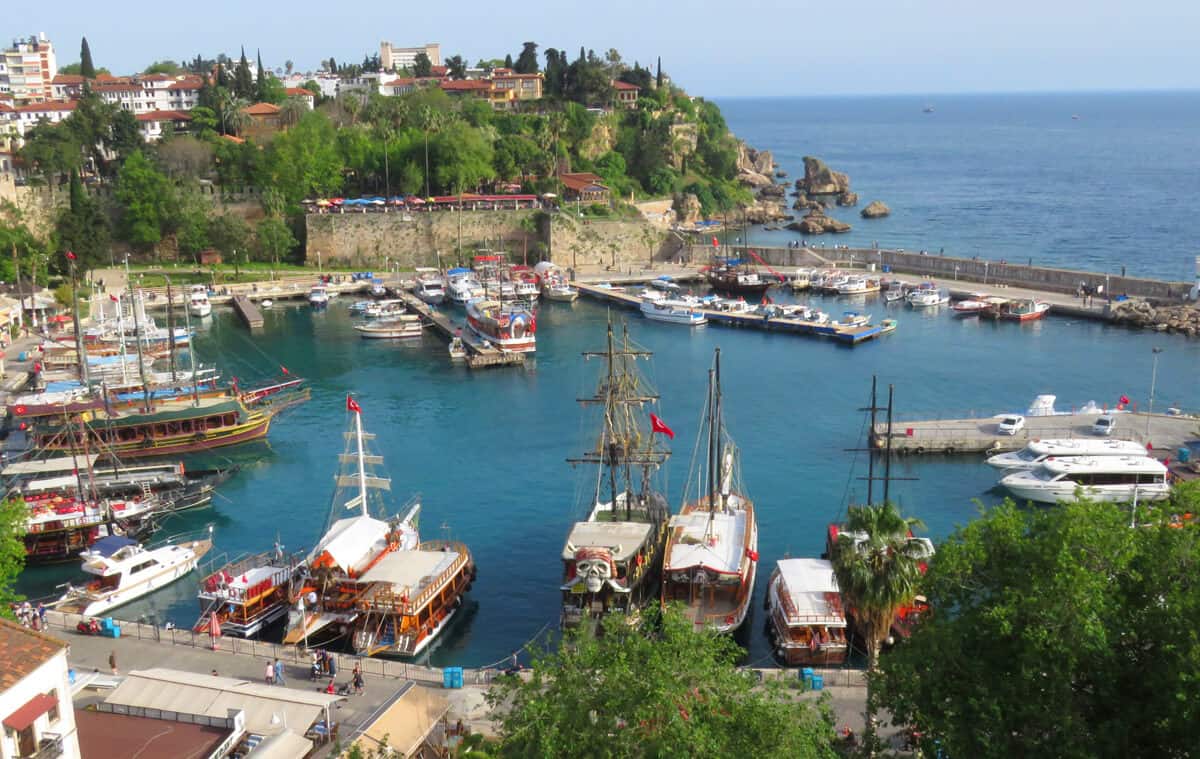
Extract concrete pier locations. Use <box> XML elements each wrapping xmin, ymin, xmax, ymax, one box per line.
<box><xmin>391</xmin><ymin>290</ymin><xmax>526</xmax><ymax>369</ymax></box>
<box><xmin>873</xmin><ymin>411</ymin><xmax>1197</xmax><ymax>455</ymax></box>
<box><xmin>231</xmin><ymin>295</ymin><xmax>263</xmax><ymax>329</ymax></box>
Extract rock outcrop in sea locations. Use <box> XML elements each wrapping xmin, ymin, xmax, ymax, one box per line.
<box><xmin>799</xmin><ymin>156</ymin><xmax>851</xmax><ymax>195</ymax></box>
<box><xmin>787</xmin><ymin>209</ymin><xmax>851</xmax><ymax>234</ymax></box>
<box><xmin>861</xmin><ymin>200</ymin><xmax>891</xmax><ymax>218</ymax></box>
<box><xmin>736</xmin><ymin>143</ymin><xmax>775</xmax><ymax>187</ymax></box>
<box><xmin>836</xmin><ymin>191</ymin><xmax>859</xmax><ymax>207</ymax></box>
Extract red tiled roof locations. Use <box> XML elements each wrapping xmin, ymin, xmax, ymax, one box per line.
<box><xmin>492</xmin><ymin>68</ymin><xmax>514</xmax><ymax>75</ymax></box>
<box><xmin>139</xmin><ymin>73</ymin><xmax>174</xmax><ymax>81</ymax></box>
<box><xmin>494</xmin><ymin>73</ymin><xmax>543</xmax><ymax>80</ymax></box>
<box><xmin>285</xmin><ymin>87</ymin><xmax>314</xmax><ymax>96</ymax></box>
<box><xmin>52</xmin><ymin>74</ymin><xmax>85</xmax><ymax>85</ymax></box>
<box><xmin>93</xmin><ymin>81</ymin><xmax>140</xmax><ymax>93</ymax></box>
<box><xmin>242</xmin><ymin>102</ymin><xmax>281</xmax><ymax>116</ymax></box>
<box><xmin>612</xmin><ymin>80</ymin><xmax>640</xmax><ymax>91</ymax></box>
<box><xmin>440</xmin><ymin>79</ymin><xmax>491</xmax><ymax>92</ymax></box>
<box><xmin>0</xmin><ymin>103</ymin><xmax>14</xmax><ymax>113</ymax></box>
<box><xmin>135</xmin><ymin>110</ymin><xmax>192</xmax><ymax>122</ymax></box>
<box><xmin>170</xmin><ymin>76</ymin><xmax>203</xmax><ymax>90</ymax></box>
<box><xmin>430</xmin><ymin>66</ymin><xmax>448</xmax><ymax>76</ymax></box>
<box><xmin>559</xmin><ymin>172</ymin><xmax>609</xmax><ymax>192</ymax></box>
<box><xmin>383</xmin><ymin>78</ymin><xmax>415</xmax><ymax>87</ymax></box>
<box><xmin>0</xmin><ymin>618</ymin><xmax>66</xmax><ymax>691</ymax></box>
<box><xmin>75</xmin><ymin>708</ymin><xmax>231</xmax><ymax>759</ymax></box>
<box><xmin>14</xmin><ymin>100</ymin><xmax>77</xmax><ymax>113</ymax></box>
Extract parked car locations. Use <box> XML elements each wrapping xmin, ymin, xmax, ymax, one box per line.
<box><xmin>1093</xmin><ymin>414</ymin><xmax>1116</xmax><ymax>436</ymax></box>
<box><xmin>997</xmin><ymin>415</ymin><xmax>1026</xmax><ymax>436</ymax></box>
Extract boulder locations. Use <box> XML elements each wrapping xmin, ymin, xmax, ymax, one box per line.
<box><xmin>836</xmin><ymin>191</ymin><xmax>859</xmax><ymax>207</ymax></box>
<box><xmin>801</xmin><ymin>156</ymin><xmax>851</xmax><ymax>195</ymax></box>
<box><xmin>673</xmin><ymin>193</ymin><xmax>703</xmax><ymax>225</ymax></box>
<box><xmin>792</xmin><ymin>195</ymin><xmax>824</xmax><ymax>212</ymax></box>
<box><xmin>788</xmin><ymin>209</ymin><xmax>851</xmax><ymax>235</ymax></box>
<box><xmin>743</xmin><ymin>200</ymin><xmax>789</xmax><ymax>224</ymax></box>
<box><xmin>737</xmin><ymin>170</ymin><xmax>773</xmax><ymax>188</ymax></box>
<box><xmin>757</xmin><ymin>183</ymin><xmax>787</xmax><ymax>199</ymax></box>
<box><xmin>861</xmin><ymin>200</ymin><xmax>891</xmax><ymax>218</ymax></box>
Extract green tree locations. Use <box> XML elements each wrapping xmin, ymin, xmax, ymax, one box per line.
<box><xmin>188</xmin><ymin>106</ymin><xmax>219</xmax><ymax>138</ymax></box>
<box><xmin>656</xmin><ymin>56</ymin><xmax>663</xmax><ymax>89</ymax></box>
<box><xmin>445</xmin><ymin>55</ymin><xmax>467</xmax><ymax>80</ymax></box>
<box><xmin>143</xmin><ymin>60</ymin><xmax>184</xmax><ymax>75</ymax></box>
<box><xmin>489</xmin><ymin>606</ymin><xmax>836</xmax><ymax>758</ymax></box>
<box><xmin>55</xmin><ymin>169</ymin><xmax>111</xmax><ymax>272</ymax></box>
<box><xmin>208</xmin><ymin>213</ymin><xmax>251</xmax><ymax>272</ymax></box>
<box><xmin>261</xmin><ymin>110</ymin><xmax>345</xmax><ymax>203</ymax></box>
<box><xmin>831</xmin><ymin>501</ymin><xmax>927</xmax><ymax>749</ymax></box>
<box><xmin>115</xmin><ymin>151</ymin><xmax>177</xmax><ymax>251</ymax></box>
<box><xmin>17</xmin><ymin>121</ymin><xmax>83</xmax><ymax>183</ymax></box>
<box><xmin>503</xmin><ymin>53</ymin><xmax>513</xmax><ymax>69</ymax></box>
<box><xmin>429</xmin><ymin>120</ymin><xmax>494</xmax><ymax>193</ymax></box>
<box><xmin>514</xmin><ymin>41</ymin><xmax>539</xmax><ymax>74</ymax></box>
<box><xmin>233</xmin><ymin>47</ymin><xmax>254</xmax><ymax>100</ymax></box>
<box><xmin>175</xmin><ymin>189</ymin><xmax>211</xmax><ymax>261</ymax></box>
<box><xmin>0</xmin><ymin>497</ymin><xmax>27</xmax><ymax>617</ymax></box>
<box><xmin>876</xmin><ymin>494</ymin><xmax>1200</xmax><ymax>759</ymax></box>
<box><xmin>108</xmin><ymin>110</ymin><xmax>143</xmax><ymax>160</ymax></box>
<box><xmin>256</xmin><ymin>216</ymin><xmax>297</xmax><ymax>268</ymax></box>
<box><xmin>412</xmin><ymin>52</ymin><xmax>432</xmax><ymax>78</ymax></box>
<box><xmin>80</xmin><ymin>36</ymin><xmax>96</xmax><ymax>79</ymax></box>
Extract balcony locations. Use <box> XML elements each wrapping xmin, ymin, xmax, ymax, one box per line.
<box><xmin>29</xmin><ymin>732</ymin><xmax>64</xmax><ymax>759</ymax></box>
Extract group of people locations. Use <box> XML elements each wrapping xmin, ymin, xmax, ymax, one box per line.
<box><xmin>11</xmin><ymin>601</ymin><xmax>47</xmax><ymax>630</ymax></box>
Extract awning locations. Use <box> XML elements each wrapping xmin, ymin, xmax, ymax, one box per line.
<box><xmin>5</xmin><ymin>692</ymin><xmax>58</xmax><ymax>731</ymax></box>
<box><xmin>247</xmin><ymin>730</ymin><xmax>313</xmax><ymax>759</ymax></box>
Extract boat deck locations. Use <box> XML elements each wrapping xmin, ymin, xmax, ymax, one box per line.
<box><xmin>575</xmin><ymin>283</ymin><xmax>890</xmax><ymax>345</ymax></box>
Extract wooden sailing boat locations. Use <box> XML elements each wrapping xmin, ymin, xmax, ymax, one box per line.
<box><xmin>661</xmin><ymin>348</ymin><xmax>758</xmax><ymax>633</ymax></box>
<box><xmin>560</xmin><ymin>319</ymin><xmax>671</xmax><ymax>628</ymax></box>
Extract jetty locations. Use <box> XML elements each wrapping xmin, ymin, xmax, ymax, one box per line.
<box><xmin>872</xmin><ymin>411</ymin><xmax>1197</xmax><ymax>455</ymax></box>
<box><xmin>391</xmin><ymin>290</ymin><xmax>525</xmax><ymax>369</ymax></box>
<box><xmin>231</xmin><ymin>294</ymin><xmax>263</xmax><ymax>329</ymax></box>
<box><xmin>573</xmin><ymin>282</ymin><xmax>892</xmax><ymax>345</ymax></box>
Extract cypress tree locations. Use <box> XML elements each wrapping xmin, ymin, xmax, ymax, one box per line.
<box><xmin>234</xmin><ymin>47</ymin><xmax>254</xmax><ymax>99</ymax></box>
<box><xmin>504</xmin><ymin>53</ymin><xmax>513</xmax><ymax>69</ymax></box>
<box><xmin>255</xmin><ymin>49</ymin><xmax>268</xmax><ymax>102</ymax></box>
<box><xmin>79</xmin><ymin>37</ymin><xmax>96</xmax><ymax>79</ymax></box>
<box><xmin>656</xmin><ymin>57</ymin><xmax>663</xmax><ymax>89</ymax></box>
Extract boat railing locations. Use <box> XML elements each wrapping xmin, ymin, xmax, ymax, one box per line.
<box><xmin>777</xmin><ymin>588</ymin><xmax>846</xmax><ymax>626</ymax></box>
<box><xmin>361</xmin><ymin>541</ymin><xmax>470</xmax><ymax>614</ymax></box>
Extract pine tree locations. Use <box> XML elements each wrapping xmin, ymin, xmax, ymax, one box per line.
<box><xmin>234</xmin><ymin>47</ymin><xmax>254</xmax><ymax>100</ymax></box>
<box><xmin>79</xmin><ymin>37</ymin><xmax>96</xmax><ymax>79</ymax></box>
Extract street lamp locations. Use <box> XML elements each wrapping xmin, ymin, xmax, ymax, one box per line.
<box><xmin>1147</xmin><ymin>347</ymin><xmax>1163</xmax><ymax>436</ymax></box>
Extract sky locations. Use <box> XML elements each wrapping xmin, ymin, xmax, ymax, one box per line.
<box><xmin>7</xmin><ymin>0</ymin><xmax>1199</xmax><ymax>96</ymax></box>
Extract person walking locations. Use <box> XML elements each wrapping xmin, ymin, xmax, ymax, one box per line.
<box><xmin>273</xmin><ymin>659</ymin><xmax>285</xmax><ymax>686</ymax></box>
<box><xmin>352</xmin><ymin>667</ymin><xmax>364</xmax><ymax>696</ymax></box>
<box><xmin>264</xmin><ymin>660</ymin><xmax>275</xmax><ymax>685</ymax></box>
<box><xmin>109</xmin><ymin>651</ymin><xmax>118</xmax><ymax>675</ymax></box>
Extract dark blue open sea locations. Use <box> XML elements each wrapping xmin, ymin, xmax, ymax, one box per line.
<box><xmin>18</xmin><ymin>93</ymin><xmax>1200</xmax><ymax>667</ymax></box>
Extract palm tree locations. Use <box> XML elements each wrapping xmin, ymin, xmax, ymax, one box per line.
<box><xmin>832</xmin><ymin>501</ymin><xmax>927</xmax><ymax>748</ymax></box>
<box><xmin>279</xmin><ymin>96</ymin><xmax>308</xmax><ymax>129</ymax></box>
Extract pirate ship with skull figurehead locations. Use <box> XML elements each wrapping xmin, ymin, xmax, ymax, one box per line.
<box><xmin>559</xmin><ymin>318</ymin><xmax>673</xmax><ymax>628</ymax></box>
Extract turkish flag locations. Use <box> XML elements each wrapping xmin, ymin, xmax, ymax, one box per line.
<box><xmin>65</xmin><ymin>251</ymin><xmax>76</xmax><ymax>260</ymax></box>
<box><xmin>650</xmin><ymin>413</ymin><xmax>674</xmax><ymax>439</ymax></box>
<box><xmin>347</xmin><ymin>395</ymin><xmax>362</xmax><ymax>413</ymax></box>
<box><xmin>280</xmin><ymin>365</ymin><xmax>289</xmax><ymax>375</ymax></box>
<box><xmin>1119</xmin><ymin>395</ymin><xmax>1130</xmax><ymax>405</ymax></box>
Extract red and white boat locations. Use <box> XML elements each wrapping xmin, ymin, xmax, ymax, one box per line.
<box><xmin>951</xmin><ymin>299</ymin><xmax>988</xmax><ymax>316</ymax></box>
<box><xmin>982</xmin><ymin>297</ymin><xmax>1050</xmax><ymax>321</ymax></box>
<box><xmin>465</xmin><ymin>298</ymin><xmax>536</xmax><ymax>353</ymax></box>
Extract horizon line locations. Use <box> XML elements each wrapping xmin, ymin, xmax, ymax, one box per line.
<box><xmin>706</xmin><ymin>86</ymin><xmax>1200</xmax><ymax>99</ymax></box>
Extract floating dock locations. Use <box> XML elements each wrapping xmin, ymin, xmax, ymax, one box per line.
<box><xmin>573</xmin><ymin>283</ymin><xmax>892</xmax><ymax>345</ymax></box>
<box><xmin>231</xmin><ymin>295</ymin><xmax>263</xmax><ymax>329</ymax></box>
<box><xmin>872</xmin><ymin>412</ymin><xmax>1196</xmax><ymax>455</ymax></box>
<box><xmin>391</xmin><ymin>290</ymin><xmax>525</xmax><ymax>369</ymax></box>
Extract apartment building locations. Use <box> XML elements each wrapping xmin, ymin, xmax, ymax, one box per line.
<box><xmin>379</xmin><ymin>41</ymin><xmax>441</xmax><ymax>71</ymax></box>
<box><xmin>0</xmin><ymin>33</ymin><xmax>57</xmax><ymax>103</ymax></box>
<box><xmin>92</xmin><ymin>73</ymin><xmax>203</xmax><ymax>113</ymax></box>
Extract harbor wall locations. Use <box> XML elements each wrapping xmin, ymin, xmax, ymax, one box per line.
<box><xmin>305</xmin><ymin>210</ymin><xmax>682</xmax><ymax>269</ymax></box>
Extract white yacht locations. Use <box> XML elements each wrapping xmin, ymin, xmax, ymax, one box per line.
<box><xmin>187</xmin><ymin>285</ymin><xmax>212</xmax><ymax>318</ymax></box>
<box><xmin>53</xmin><ymin>530</ymin><xmax>213</xmax><ymax>616</ymax></box>
<box><xmin>446</xmin><ymin>269</ymin><xmax>484</xmax><ymax>305</ymax></box>
<box><xmin>987</xmin><ymin>439</ymin><xmax>1150</xmax><ymax>471</ymax></box>
<box><xmin>308</xmin><ymin>285</ymin><xmax>330</xmax><ymax>307</ymax></box>
<box><xmin>363</xmin><ymin>299</ymin><xmax>406</xmax><ymax>319</ymax></box>
<box><xmin>412</xmin><ymin>269</ymin><xmax>446</xmax><ymax>305</ymax></box>
<box><xmin>837</xmin><ymin>276</ymin><xmax>880</xmax><ymax>295</ymax></box>
<box><xmin>999</xmin><ymin>456</ymin><xmax>1170</xmax><ymax>504</ymax></box>
<box><xmin>640</xmin><ymin>297</ymin><xmax>707</xmax><ymax>326</ymax></box>
<box><xmin>883</xmin><ymin>283</ymin><xmax>906</xmax><ymax>302</ymax></box>
<box><xmin>907</xmin><ymin>287</ymin><xmax>950</xmax><ymax>307</ymax></box>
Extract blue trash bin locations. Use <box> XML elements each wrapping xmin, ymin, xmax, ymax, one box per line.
<box><xmin>442</xmin><ymin>666</ymin><xmax>463</xmax><ymax>689</ymax></box>
<box><xmin>1178</xmin><ymin>447</ymin><xmax>1191</xmax><ymax>464</ymax></box>
<box><xmin>811</xmin><ymin>675</ymin><xmax>824</xmax><ymax>690</ymax></box>
<box><xmin>18</xmin><ymin>352</ymin><xmax>26</xmax><ymax>362</ymax></box>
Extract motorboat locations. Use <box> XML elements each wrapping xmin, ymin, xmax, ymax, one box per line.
<box><xmin>987</xmin><ymin>438</ymin><xmax>1150</xmax><ymax>471</ymax></box>
<box><xmin>766</xmin><ymin>558</ymin><xmax>849</xmax><ymax>666</ymax></box>
<box><xmin>837</xmin><ymin>276</ymin><xmax>881</xmax><ymax>295</ymax></box>
<box><xmin>834</xmin><ymin>311</ymin><xmax>871</xmax><ymax>328</ymax></box>
<box><xmin>194</xmin><ymin>547</ymin><xmax>301</xmax><ymax>638</ymax></box>
<box><xmin>448</xmin><ymin>335</ymin><xmax>467</xmax><ymax>360</ymax></box>
<box><xmin>661</xmin><ymin>349</ymin><xmax>757</xmax><ymax>634</ymax></box>
<box><xmin>187</xmin><ymin>285</ymin><xmax>212</xmax><ymax>318</ymax></box>
<box><xmin>369</xmin><ymin>279</ymin><xmax>387</xmax><ymax>298</ymax></box>
<box><xmin>412</xmin><ymin>269</ymin><xmax>446</xmax><ymax>305</ymax></box>
<box><xmin>348</xmin><ymin>300</ymin><xmax>371</xmax><ymax>314</ymax></box>
<box><xmin>363</xmin><ymin>299</ymin><xmax>406</xmax><ymax>319</ymax></box>
<box><xmin>640</xmin><ymin>297</ymin><xmax>707</xmax><ymax>325</ymax></box>
<box><xmin>789</xmin><ymin>270</ymin><xmax>812</xmax><ymax>291</ymax></box>
<box><xmin>992</xmin><ymin>298</ymin><xmax>1050</xmax><ymax>321</ymax></box>
<box><xmin>878</xmin><ymin>318</ymin><xmax>899</xmax><ymax>335</ymax></box>
<box><xmin>906</xmin><ymin>286</ymin><xmax>950</xmax><ymax>307</ymax></box>
<box><xmin>52</xmin><ymin>530</ymin><xmax>213</xmax><ymax>616</ymax></box>
<box><xmin>354</xmin><ymin>315</ymin><xmax>425</xmax><ymax>339</ymax></box>
<box><xmin>466</xmin><ymin>298</ymin><xmax>537</xmax><ymax>353</ymax></box>
<box><xmin>308</xmin><ymin>285</ymin><xmax>330</xmax><ymax>307</ymax></box>
<box><xmin>649</xmin><ymin>275</ymin><xmax>682</xmax><ymax>293</ymax></box>
<box><xmin>511</xmin><ymin>268</ymin><xmax>541</xmax><ymax>302</ymax></box>
<box><xmin>883</xmin><ymin>283</ymin><xmax>906</xmax><ymax>303</ymax></box>
<box><xmin>446</xmin><ymin>268</ymin><xmax>484</xmax><ymax>306</ymax></box>
<box><xmin>260</xmin><ymin>299</ymin><xmax>273</xmax><ymax>308</ymax></box>
<box><xmin>952</xmin><ymin>299</ymin><xmax>988</xmax><ymax>316</ymax></box>
<box><xmin>542</xmin><ymin>281</ymin><xmax>579</xmax><ymax>302</ymax></box>
<box><xmin>999</xmin><ymin>456</ymin><xmax>1170</xmax><ymax>504</ymax></box>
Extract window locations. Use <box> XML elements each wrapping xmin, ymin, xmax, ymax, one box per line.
<box><xmin>45</xmin><ymin>690</ymin><xmax>58</xmax><ymax>723</ymax></box>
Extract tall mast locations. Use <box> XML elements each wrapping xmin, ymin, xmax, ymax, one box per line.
<box><xmin>353</xmin><ymin>404</ymin><xmax>368</xmax><ymax>517</ymax></box>
<box><xmin>165</xmin><ymin>277</ymin><xmax>177</xmax><ymax>382</ymax></box>
<box><xmin>883</xmin><ymin>384</ymin><xmax>895</xmax><ymax>504</ymax></box>
<box><xmin>604</xmin><ymin>320</ymin><xmax>620</xmax><ymax>517</ymax></box>
<box><xmin>182</xmin><ymin>296</ymin><xmax>198</xmax><ymax>405</ymax></box>
<box><xmin>116</xmin><ymin>293</ymin><xmax>128</xmax><ymax>384</ymax></box>
<box><xmin>69</xmin><ymin>258</ymin><xmax>90</xmax><ymax>387</ymax></box>
<box><xmin>866</xmin><ymin>376</ymin><xmax>877</xmax><ymax>505</ymax></box>
<box><xmin>714</xmin><ymin>348</ymin><xmax>723</xmax><ymax>510</ymax></box>
<box><xmin>130</xmin><ymin>290</ymin><xmax>152</xmax><ymax>412</ymax></box>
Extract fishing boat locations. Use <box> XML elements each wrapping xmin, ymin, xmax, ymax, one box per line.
<box><xmin>52</xmin><ymin>529</ymin><xmax>213</xmax><ymax>616</ymax></box>
<box><xmin>511</xmin><ymin>267</ymin><xmax>541</xmax><ymax>303</ymax></box>
<box><xmin>308</xmin><ymin>285</ymin><xmax>330</xmax><ymax>307</ymax></box>
<box><xmin>834</xmin><ymin>311</ymin><xmax>871</xmax><ymax>328</ymax></box>
<box><xmin>986</xmin><ymin>438</ymin><xmax>1150</xmax><ymax>471</ymax></box>
<box><xmin>465</xmin><ymin>298</ymin><xmax>536</xmax><ymax>353</ymax></box>
<box><xmin>22</xmin><ymin>491</ymin><xmax>160</xmax><ymax>564</ymax></box>
<box><xmin>194</xmin><ymin>546</ymin><xmax>301</xmax><ymax>638</ymax></box>
<box><xmin>998</xmin><ymin>456</ymin><xmax>1169</xmax><ymax>504</ymax></box>
<box><xmin>348</xmin><ymin>300</ymin><xmax>371</xmax><ymax>314</ymax></box>
<box><xmin>412</xmin><ymin>269</ymin><xmax>446</xmax><ymax>305</ymax></box>
<box><xmin>766</xmin><ymin>558</ymin><xmax>849</xmax><ymax>666</ymax></box>
<box><xmin>363</xmin><ymin>300</ymin><xmax>406</xmax><ymax>319</ymax></box>
<box><xmin>952</xmin><ymin>299</ymin><xmax>988</xmax><ymax>316</ymax></box>
<box><xmin>369</xmin><ymin>279</ymin><xmax>387</xmax><ymax>298</ymax></box>
<box><xmin>284</xmin><ymin>398</ymin><xmax>474</xmax><ymax>657</ymax></box>
<box><xmin>837</xmin><ymin>276</ymin><xmax>881</xmax><ymax>295</ymax></box>
<box><xmin>354</xmin><ymin>315</ymin><xmax>424</xmax><ymax>339</ymax></box>
<box><xmin>188</xmin><ymin>285</ymin><xmax>212</xmax><ymax>318</ymax></box>
<box><xmin>561</xmin><ymin>320</ymin><xmax>671</xmax><ymax>628</ymax></box>
<box><xmin>542</xmin><ymin>281</ymin><xmax>579</xmax><ymax>302</ymax></box>
<box><xmin>789</xmin><ymin>270</ymin><xmax>812</xmax><ymax>291</ymax></box>
<box><xmin>879</xmin><ymin>318</ymin><xmax>899</xmax><ymax>335</ymax></box>
<box><xmin>705</xmin><ymin>259</ymin><xmax>772</xmax><ymax>296</ymax></box>
<box><xmin>448</xmin><ymin>335</ymin><xmax>467</xmax><ymax>361</ymax></box>
<box><xmin>994</xmin><ymin>298</ymin><xmax>1050</xmax><ymax>321</ymax></box>
<box><xmin>883</xmin><ymin>282</ymin><xmax>906</xmax><ymax>303</ymax></box>
<box><xmin>640</xmin><ymin>297</ymin><xmax>707</xmax><ymax>326</ymax></box>
<box><xmin>446</xmin><ymin>268</ymin><xmax>484</xmax><ymax>306</ymax></box>
<box><xmin>906</xmin><ymin>286</ymin><xmax>950</xmax><ymax>307</ymax></box>
<box><xmin>661</xmin><ymin>349</ymin><xmax>757</xmax><ymax>634</ymax></box>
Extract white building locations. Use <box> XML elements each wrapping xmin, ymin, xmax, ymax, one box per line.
<box><xmin>92</xmin><ymin>74</ymin><xmax>202</xmax><ymax>114</ymax></box>
<box><xmin>11</xmin><ymin>99</ymin><xmax>75</xmax><ymax>126</ymax></box>
<box><xmin>0</xmin><ymin>618</ymin><xmax>79</xmax><ymax>759</ymax></box>
<box><xmin>379</xmin><ymin>41</ymin><xmax>440</xmax><ymax>72</ymax></box>
<box><xmin>0</xmin><ymin>34</ymin><xmax>57</xmax><ymax>103</ymax></box>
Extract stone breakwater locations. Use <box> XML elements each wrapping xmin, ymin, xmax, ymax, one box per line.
<box><xmin>1111</xmin><ymin>301</ymin><xmax>1200</xmax><ymax>336</ymax></box>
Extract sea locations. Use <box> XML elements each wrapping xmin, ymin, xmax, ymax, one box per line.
<box><xmin>17</xmin><ymin>92</ymin><xmax>1200</xmax><ymax>668</ymax></box>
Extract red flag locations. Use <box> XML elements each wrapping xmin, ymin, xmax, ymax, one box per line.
<box><xmin>650</xmin><ymin>413</ymin><xmax>674</xmax><ymax>439</ymax></box>
<box><xmin>1119</xmin><ymin>395</ymin><xmax>1130</xmax><ymax>405</ymax></box>
<box><xmin>347</xmin><ymin>395</ymin><xmax>361</xmax><ymax>413</ymax></box>
<box><xmin>65</xmin><ymin>251</ymin><xmax>76</xmax><ymax>260</ymax></box>
<box><xmin>711</xmin><ymin>236</ymin><xmax>719</xmax><ymax>248</ymax></box>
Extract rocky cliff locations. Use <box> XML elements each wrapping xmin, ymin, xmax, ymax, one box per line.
<box><xmin>736</xmin><ymin>143</ymin><xmax>775</xmax><ymax>187</ymax></box>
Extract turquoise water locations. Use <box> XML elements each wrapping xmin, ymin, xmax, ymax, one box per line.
<box><xmin>21</xmin><ymin>292</ymin><xmax>1200</xmax><ymax>666</ymax></box>
<box><xmin>717</xmin><ymin>92</ymin><xmax>1200</xmax><ymax>281</ymax></box>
